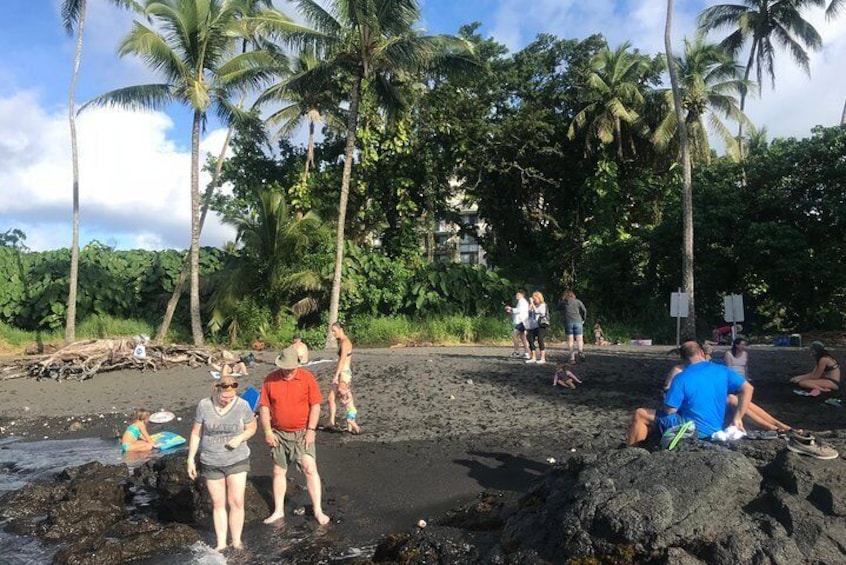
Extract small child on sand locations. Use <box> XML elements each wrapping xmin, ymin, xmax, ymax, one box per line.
<box><xmin>553</xmin><ymin>362</ymin><xmax>582</xmax><ymax>389</ymax></box>
<box><xmin>337</xmin><ymin>380</ymin><xmax>361</xmax><ymax>434</ymax></box>
<box><xmin>121</xmin><ymin>408</ymin><xmax>155</xmax><ymax>453</ymax></box>
<box><xmin>593</xmin><ymin>323</ymin><xmax>611</xmax><ymax>346</ymax></box>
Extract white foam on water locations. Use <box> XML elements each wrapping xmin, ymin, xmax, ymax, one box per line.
<box><xmin>189</xmin><ymin>541</ymin><xmax>228</xmax><ymax>564</ymax></box>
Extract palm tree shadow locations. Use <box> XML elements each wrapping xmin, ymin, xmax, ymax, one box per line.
<box><xmin>453</xmin><ymin>450</ymin><xmax>547</xmax><ymax>491</ymax></box>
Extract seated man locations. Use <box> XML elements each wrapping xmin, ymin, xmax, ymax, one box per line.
<box><xmin>627</xmin><ymin>341</ymin><xmax>753</xmax><ymax>445</ymax></box>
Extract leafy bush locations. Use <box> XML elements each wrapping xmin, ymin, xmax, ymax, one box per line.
<box><xmin>76</xmin><ymin>315</ymin><xmax>154</xmax><ymax>340</ymax></box>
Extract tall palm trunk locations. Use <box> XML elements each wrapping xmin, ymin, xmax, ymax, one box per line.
<box><xmin>155</xmin><ymin>123</ymin><xmax>235</xmax><ymax>343</ymax></box>
<box><xmin>841</xmin><ymin>96</ymin><xmax>846</xmax><ymax>125</ymax></box>
<box><xmin>189</xmin><ymin>110</ymin><xmax>204</xmax><ymax>346</ymax></box>
<box><xmin>304</xmin><ymin>118</ymin><xmax>315</xmax><ymax>180</ymax></box>
<box><xmin>665</xmin><ymin>0</ymin><xmax>696</xmax><ymax>337</ymax></box>
<box><xmin>325</xmin><ymin>76</ymin><xmax>362</xmax><ymax>348</ymax></box>
<box><xmin>736</xmin><ymin>40</ymin><xmax>758</xmax><ymax>160</ymax></box>
<box><xmin>65</xmin><ymin>0</ymin><xmax>86</xmax><ymax>345</ymax></box>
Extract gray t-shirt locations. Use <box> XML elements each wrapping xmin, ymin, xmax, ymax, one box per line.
<box><xmin>194</xmin><ymin>396</ymin><xmax>254</xmax><ymax>467</ymax></box>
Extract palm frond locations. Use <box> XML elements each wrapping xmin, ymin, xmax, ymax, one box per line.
<box><xmin>61</xmin><ymin>0</ymin><xmax>84</xmax><ymax>34</ymax></box>
<box><xmin>79</xmin><ymin>83</ymin><xmax>175</xmax><ymax>113</ymax></box>
<box><xmin>119</xmin><ymin>21</ymin><xmax>189</xmax><ymax>83</ymax></box>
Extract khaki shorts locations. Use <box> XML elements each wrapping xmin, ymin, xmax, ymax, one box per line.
<box><xmin>271</xmin><ymin>429</ymin><xmax>316</xmax><ymax>470</ymax></box>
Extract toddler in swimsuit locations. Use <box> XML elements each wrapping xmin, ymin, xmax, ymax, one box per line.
<box><xmin>553</xmin><ymin>362</ymin><xmax>582</xmax><ymax>389</ymax></box>
<box><xmin>336</xmin><ymin>381</ymin><xmax>361</xmax><ymax>434</ymax></box>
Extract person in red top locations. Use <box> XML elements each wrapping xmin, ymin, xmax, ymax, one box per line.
<box><xmin>259</xmin><ymin>347</ymin><xmax>330</xmax><ymax>525</ymax></box>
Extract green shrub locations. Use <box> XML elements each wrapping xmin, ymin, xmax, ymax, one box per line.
<box><xmin>76</xmin><ymin>314</ymin><xmax>154</xmax><ymax>340</ymax></box>
<box><xmin>0</xmin><ymin>321</ymin><xmax>61</xmax><ymax>348</ymax></box>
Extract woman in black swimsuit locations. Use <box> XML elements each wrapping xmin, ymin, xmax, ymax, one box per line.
<box><xmin>790</xmin><ymin>341</ymin><xmax>840</xmax><ymax>393</ymax></box>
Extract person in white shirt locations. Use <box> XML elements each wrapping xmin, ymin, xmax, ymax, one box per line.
<box><xmin>504</xmin><ymin>290</ymin><xmax>530</xmax><ymax>359</ymax></box>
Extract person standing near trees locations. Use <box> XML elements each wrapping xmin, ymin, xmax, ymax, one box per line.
<box><xmin>558</xmin><ymin>290</ymin><xmax>587</xmax><ymax>362</ymax></box>
<box><xmin>328</xmin><ymin>322</ymin><xmax>353</xmax><ymax>428</ymax></box>
<box><xmin>526</xmin><ymin>291</ymin><xmax>549</xmax><ymax>364</ymax></box>
<box><xmin>505</xmin><ymin>290</ymin><xmax>531</xmax><ymax>359</ymax></box>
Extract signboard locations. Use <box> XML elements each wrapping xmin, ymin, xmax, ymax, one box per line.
<box><xmin>670</xmin><ymin>292</ymin><xmax>689</xmax><ymax>318</ymax></box>
<box><xmin>723</xmin><ymin>294</ymin><xmax>744</xmax><ymax>323</ymax></box>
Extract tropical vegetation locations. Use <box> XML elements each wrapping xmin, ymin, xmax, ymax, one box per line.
<box><xmin>2</xmin><ymin>0</ymin><xmax>843</xmax><ymax>351</ymax></box>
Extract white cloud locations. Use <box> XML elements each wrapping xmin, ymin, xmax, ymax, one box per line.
<box><xmin>0</xmin><ymin>91</ymin><xmax>235</xmax><ymax>252</ymax></box>
<box><xmin>487</xmin><ymin>0</ymin><xmax>844</xmax><ymax>141</ymax></box>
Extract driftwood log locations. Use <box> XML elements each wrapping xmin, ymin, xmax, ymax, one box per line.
<box><xmin>0</xmin><ymin>340</ymin><xmax>213</xmax><ymax>381</ymax></box>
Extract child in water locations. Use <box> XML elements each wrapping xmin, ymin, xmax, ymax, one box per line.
<box><xmin>121</xmin><ymin>408</ymin><xmax>155</xmax><ymax>453</ymax></box>
<box><xmin>553</xmin><ymin>362</ymin><xmax>582</xmax><ymax>389</ymax></box>
<box><xmin>336</xmin><ymin>380</ymin><xmax>361</xmax><ymax>434</ymax></box>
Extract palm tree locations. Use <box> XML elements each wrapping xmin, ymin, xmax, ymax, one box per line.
<box><xmin>264</xmin><ymin>0</ymin><xmax>475</xmax><ymax>347</ymax></box>
<box><xmin>258</xmin><ymin>51</ymin><xmax>345</xmax><ymax>181</ymax></box>
<box><xmin>153</xmin><ymin>0</ymin><xmax>281</xmax><ymax>344</ymax></box>
<box><xmin>698</xmin><ymin>0</ymin><xmax>824</xmax><ymax>156</ymax></box>
<box><xmin>568</xmin><ymin>42</ymin><xmax>654</xmax><ymax>160</ymax></box>
<box><xmin>666</xmin><ymin>0</ymin><xmax>696</xmax><ymax>337</ymax></box>
<box><xmin>652</xmin><ymin>36</ymin><xmax>753</xmax><ymax>163</ymax></box>
<box><xmin>208</xmin><ymin>187</ymin><xmax>326</xmax><ymax>342</ymax></box>
<box><xmin>82</xmin><ymin>0</ymin><xmax>282</xmax><ymax>346</ymax></box>
<box><xmin>60</xmin><ymin>0</ymin><xmax>140</xmax><ymax>344</ymax></box>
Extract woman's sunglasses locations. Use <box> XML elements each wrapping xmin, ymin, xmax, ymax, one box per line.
<box><xmin>216</xmin><ymin>382</ymin><xmax>239</xmax><ymax>390</ymax></box>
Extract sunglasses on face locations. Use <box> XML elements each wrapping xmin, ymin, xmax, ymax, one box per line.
<box><xmin>216</xmin><ymin>382</ymin><xmax>238</xmax><ymax>390</ymax></box>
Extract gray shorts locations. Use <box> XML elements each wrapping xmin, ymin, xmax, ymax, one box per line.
<box><xmin>202</xmin><ymin>457</ymin><xmax>250</xmax><ymax>480</ymax></box>
<box><xmin>271</xmin><ymin>429</ymin><xmax>316</xmax><ymax>470</ymax></box>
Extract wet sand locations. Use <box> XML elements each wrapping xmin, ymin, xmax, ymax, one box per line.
<box><xmin>2</xmin><ymin>344</ymin><xmax>845</xmax><ymax>548</ymax></box>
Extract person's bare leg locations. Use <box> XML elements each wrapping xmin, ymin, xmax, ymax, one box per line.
<box><xmin>626</xmin><ymin>408</ymin><xmax>656</xmax><ymax>446</ymax></box>
<box><xmin>125</xmin><ymin>441</ymin><xmax>155</xmax><ymax>453</ymax></box>
<box><xmin>727</xmin><ymin>396</ymin><xmax>790</xmax><ymax>431</ymax></box>
<box><xmin>301</xmin><ymin>455</ymin><xmax>330</xmax><ymax>525</ymax></box>
<box><xmin>264</xmin><ymin>465</ymin><xmax>287</xmax><ymax>524</ymax></box>
<box><xmin>349</xmin><ymin>420</ymin><xmax>361</xmax><ymax>434</ymax></box>
<box><xmin>567</xmin><ymin>334</ymin><xmax>575</xmax><ymax>355</ymax></box>
<box><xmin>226</xmin><ymin>472</ymin><xmax>247</xmax><ymax>549</ymax></box>
<box><xmin>576</xmin><ymin>334</ymin><xmax>584</xmax><ymax>353</ymax></box>
<box><xmin>797</xmin><ymin>379</ymin><xmax>838</xmax><ymax>392</ymax></box>
<box><xmin>511</xmin><ymin>329</ymin><xmax>521</xmax><ymax>353</ymax></box>
<box><xmin>206</xmin><ymin>478</ymin><xmax>229</xmax><ymax>550</ymax></box>
<box><xmin>328</xmin><ymin>389</ymin><xmax>337</xmax><ymax>427</ymax></box>
<box><xmin>520</xmin><ymin>331</ymin><xmax>530</xmax><ymax>355</ymax></box>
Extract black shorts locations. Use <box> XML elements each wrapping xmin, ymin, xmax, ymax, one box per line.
<box><xmin>514</xmin><ymin>323</ymin><xmax>526</xmax><ymax>332</ymax></box>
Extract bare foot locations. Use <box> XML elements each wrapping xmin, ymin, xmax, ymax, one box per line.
<box><xmin>263</xmin><ymin>512</ymin><xmax>285</xmax><ymax>524</ymax></box>
<box><xmin>232</xmin><ymin>542</ymin><xmax>244</xmax><ymax>550</ymax></box>
<box><xmin>214</xmin><ymin>544</ymin><xmax>227</xmax><ymax>551</ymax></box>
<box><xmin>315</xmin><ymin>511</ymin><xmax>330</xmax><ymax>525</ymax></box>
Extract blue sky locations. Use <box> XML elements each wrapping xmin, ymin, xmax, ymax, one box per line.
<box><xmin>1</xmin><ymin>0</ymin><xmax>843</xmax><ymax>251</ymax></box>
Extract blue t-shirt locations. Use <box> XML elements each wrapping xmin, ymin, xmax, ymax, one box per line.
<box><xmin>664</xmin><ymin>361</ymin><xmax>746</xmax><ymax>437</ymax></box>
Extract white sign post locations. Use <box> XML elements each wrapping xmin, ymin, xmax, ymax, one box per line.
<box><xmin>670</xmin><ymin>289</ymin><xmax>689</xmax><ymax>346</ymax></box>
<box><xmin>723</xmin><ymin>294</ymin><xmax>745</xmax><ymax>341</ymax></box>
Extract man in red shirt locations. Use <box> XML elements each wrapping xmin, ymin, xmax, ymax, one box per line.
<box><xmin>259</xmin><ymin>347</ymin><xmax>329</xmax><ymax>525</ymax></box>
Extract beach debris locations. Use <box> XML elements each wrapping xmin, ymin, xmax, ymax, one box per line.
<box><xmin>546</xmin><ymin>457</ymin><xmax>556</xmax><ymax>464</ymax></box>
<box><xmin>570</xmin><ymin>448</ymin><xmax>577</xmax><ymax>452</ymax></box>
<box><xmin>417</xmin><ymin>519</ymin><xmax>427</xmax><ymax>528</ymax></box>
<box><xmin>0</xmin><ymin>339</ymin><xmax>214</xmax><ymax>381</ymax></box>
<box><xmin>449</xmin><ymin>395</ymin><xmax>456</xmax><ymax>400</ymax></box>
<box><xmin>293</xmin><ymin>507</ymin><xmax>306</xmax><ymax>516</ymax></box>
<box><xmin>466</xmin><ymin>379</ymin><xmax>473</xmax><ymax>385</ymax></box>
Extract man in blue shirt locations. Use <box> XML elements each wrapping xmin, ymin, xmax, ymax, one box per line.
<box><xmin>627</xmin><ymin>341</ymin><xmax>754</xmax><ymax>445</ymax></box>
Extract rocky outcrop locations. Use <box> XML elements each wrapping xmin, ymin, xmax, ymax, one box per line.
<box><xmin>130</xmin><ymin>453</ymin><xmax>271</xmax><ymax>525</ymax></box>
<box><xmin>374</xmin><ymin>442</ymin><xmax>846</xmax><ymax>565</ymax></box>
<box><xmin>0</xmin><ymin>457</ymin><xmax>203</xmax><ymax>564</ymax></box>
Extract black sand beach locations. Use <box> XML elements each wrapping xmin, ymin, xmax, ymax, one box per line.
<box><xmin>2</xmin><ymin>344</ymin><xmax>846</xmax><ymax>561</ymax></box>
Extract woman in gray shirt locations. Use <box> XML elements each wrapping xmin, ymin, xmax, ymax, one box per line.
<box><xmin>557</xmin><ymin>290</ymin><xmax>587</xmax><ymax>361</ymax></box>
<box><xmin>187</xmin><ymin>375</ymin><xmax>257</xmax><ymax>551</ymax></box>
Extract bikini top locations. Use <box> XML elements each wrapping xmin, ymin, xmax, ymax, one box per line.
<box><xmin>825</xmin><ymin>361</ymin><xmax>840</xmax><ymax>372</ymax></box>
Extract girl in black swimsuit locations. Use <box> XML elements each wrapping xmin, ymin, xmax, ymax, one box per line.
<box><xmin>790</xmin><ymin>341</ymin><xmax>840</xmax><ymax>393</ymax></box>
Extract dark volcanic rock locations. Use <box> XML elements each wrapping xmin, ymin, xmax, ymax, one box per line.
<box><xmin>372</xmin><ymin>530</ymin><xmax>481</xmax><ymax>564</ymax></box>
<box><xmin>438</xmin><ymin>491</ymin><xmax>516</xmax><ymax>531</ymax></box>
<box><xmin>53</xmin><ymin>518</ymin><xmax>200</xmax><ymax>565</ymax></box>
<box><xmin>131</xmin><ymin>453</ymin><xmax>271</xmax><ymax>525</ymax></box>
<box><xmin>498</xmin><ymin>445</ymin><xmax>846</xmax><ymax>565</ymax></box>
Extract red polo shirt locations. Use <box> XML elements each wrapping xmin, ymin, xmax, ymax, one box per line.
<box><xmin>258</xmin><ymin>368</ymin><xmax>323</xmax><ymax>432</ymax></box>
